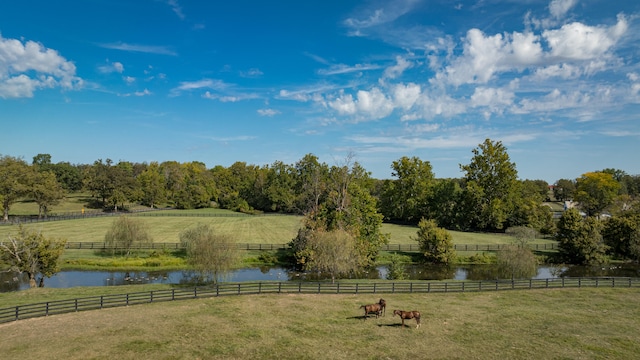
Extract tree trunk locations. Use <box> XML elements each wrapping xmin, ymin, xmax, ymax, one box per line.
<box><xmin>29</xmin><ymin>273</ymin><xmax>37</xmax><ymax>288</ymax></box>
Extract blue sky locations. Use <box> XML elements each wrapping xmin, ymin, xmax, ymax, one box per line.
<box><xmin>1</xmin><ymin>0</ymin><xmax>639</xmax><ymax>183</ymax></box>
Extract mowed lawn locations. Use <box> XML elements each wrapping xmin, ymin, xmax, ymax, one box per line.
<box><xmin>0</xmin><ymin>209</ymin><xmax>556</xmax><ymax>246</ymax></box>
<box><xmin>1</xmin><ymin>287</ymin><xmax>639</xmax><ymax>359</ymax></box>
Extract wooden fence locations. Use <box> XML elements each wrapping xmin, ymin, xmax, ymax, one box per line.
<box><xmin>25</xmin><ymin>242</ymin><xmax>556</xmax><ymax>252</ymax></box>
<box><xmin>1</xmin><ymin>277</ymin><xmax>637</xmax><ymax>324</ymax></box>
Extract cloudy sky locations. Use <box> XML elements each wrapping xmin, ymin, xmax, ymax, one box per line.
<box><xmin>1</xmin><ymin>0</ymin><xmax>639</xmax><ymax>182</ymax></box>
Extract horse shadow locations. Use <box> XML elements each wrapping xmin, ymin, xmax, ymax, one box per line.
<box><xmin>377</xmin><ymin>323</ymin><xmax>404</xmax><ymax>328</ymax></box>
<box><xmin>346</xmin><ymin>315</ymin><xmax>382</xmax><ymax>321</ymax></box>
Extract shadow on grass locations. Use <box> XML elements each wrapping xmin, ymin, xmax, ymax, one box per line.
<box><xmin>377</xmin><ymin>323</ymin><xmax>405</xmax><ymax>328</ymax></box>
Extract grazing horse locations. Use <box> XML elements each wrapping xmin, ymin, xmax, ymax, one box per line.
<box><xmin>360</xmin><ymin>298</ymin><xmax>386</xmax><ymax>319</ymax></box>
<box><xmin>393</xmin><ymin>309</ymin><xmax>421</xmax><ymax>328</ymax></box>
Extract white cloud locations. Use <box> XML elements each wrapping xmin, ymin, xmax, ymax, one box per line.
<box><xmin>166</xmin><ymin>0</ymin><xmax>185</xmax><ymax>20</ymax></box>
<box><xmin>171</xmin><ymin>79</ymin><xmax>228</xmax><ymax>96</ymax></box>
<box><xmin>240</xmin><ymin>68</ymin><xmax>264</xmax><ymax>78</ymax></box>
<box><xmin>543</xmin><ymin>15</ymin><xmax>627</xmax><ymax>61</ymax></box>
<box><xmin>318</xmin><ymin>63</ymin><xmax>382</xmax><ymax>76</ymax></box>
<box><xmin>470</xmin><ymin>87</ymin><xmax>515</xmax><ymax>116</ymax></box>
<box><xmin>382</xmin><ymin>56</ymin><xmax>412</xmax><ymax>80</ymax></box>
<box><xmin>437</xmin><ymin>29</ymin><xmax>543</xmax><ymax>86</ymax></box>
<box><xmin>549</xmin><ymin>0</ymin><xmax>577</xmax><ymax>20</ymax></box>
<box><xmin>258</xmin><ymin>108</ymin><xmax>280</xmax><ymax>117</ymax></box>
<box><xmin>0</xmin><ymin>35</ymin><xmax>82</xmax><ymax>98</ymax></box>
<box><xmin>392</xmin><ymin>83</ymin><xmax>421</xmax><ymax>110</ymax></box>
<box><xmin>98</xmin><ymin>61</ymin><xmax>124</xmax><ymax>74</ymax></box>
<box><xmin>99</xmin><ymin>42</ymin><xmax>177</xmax><ymax>56</ymax></box>
<box><xmin>343</xmin><ymin>0</ymin><xmax>420</xmax><ymax>35</ymax></box>
<box><xmin>328</xmin><ymin>87</ymin><xmax>394</xmax><ymax>121</ymax></box>
<box><xmin>415</xmin><ymin>92</ymin><xmax>467</xmax><ymax>119</ymax></box>
<box><xmin>135</xmin><ymin>89</ymin><xmax>151</xmax><ymax>96</ymax></box>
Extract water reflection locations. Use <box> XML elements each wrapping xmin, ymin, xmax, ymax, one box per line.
<box><xmin>2</xmin><ymin>263</ymin><xmax>640</xmax><ymax>292</ymax></box>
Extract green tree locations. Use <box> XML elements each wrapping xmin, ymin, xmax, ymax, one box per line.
<box><xmin>265</xmin><ymin>161</ymin><xmax>297</xmax><ymax>212</ymax></box>
<box><xmin>0</xmin><ymin>226</ymin><xmax>66</xmax><ymax>287</ymax></box>
<box><xmin>459</xmin><ymin>139</ymin><xmax>519</xmax><ymax>230</ymax></box>
<box><xmin>553</xmin><ymin>179</ymin><xmax>576</xmax><ymax>202</ymax></box>
<box><xmin>137</xmin><ymin>162</ymin><xmax>166</xmax><ymax>208</ymax></box>
<box><xmin>505</xmin><ymin>226</ymin><xmax>538</xmax><ymax>247</ymax></box>
<box><xmin>104</xmin><ymin>216</ymin><xmax>153</xmax><ymax>256</ymax></box>
<box><xmin>386</xmin><ymin>253</ymin><xmax>409</xmax><ymax>280</ymax></box>
<box><xmin>0</xmin><ymin>155</ymin><xmax>33</xmax><ymax>222</ymax></box>
<box><xmin>380</xmin><ymin>156</ymin><xmax>434</xmax><ymax>223</ymax></box>
<box><xmin>293</xmin><ymin>153</ymin><xmax>329</xmax><ymax>214</ymax></box>
<box><xmin>602</xmin><ymin>212</ymin><xmax>640</xmax><ymax>261</ymax></box>
<box><xmin>83</xmin><ymin>159</ymin><xmax>117</xmax><ymax>208</ymax></box>
<box><xmin>290</xmin><ymin>155</ymin><xmax>388</xmax><ymax>270</ymax></box>
<box><xmin>556</xmin><ymin>208</ymin><xmax>608</xmax><ymax>264</ymax></box>
<box><xmin>179</xmin><ymin>223</ymin><xmax>240</xmax><ymax>283</ymax></box>
<box><xmin>300</xmin><ymin>228</ymin><xmax>359</xmax><ymax>283</ymax></box>
<box><xmin>51</xmin><ymin>161</ymin><xmax>83</xmax><ymax>191</ymax></box>
<box><xmin>413</xmin><ymin>218</ymin><xmax>457</xmax><ymax>264</ymax></box>
<box><xmin>574</xmin><ymin>172</ymin><xmax>621</xmax><ymax>216</ymax></box>
<box><xmin>32</xmin><ymin>170</ymin><xmax>66</xmax><ymax>218</ymax></box>
<box><xmin>496</xmin><ymin>245</ymin><xmax>537</xmax><ymax>280</ymax></box>
<box><xmin>428</xmin><ymin>178</ymin><xmax>464</xmax><ymax>229</ymax></box>
<box><xmin>174</xmin><ymin>162</ymin><xmax>215</xmax><ymax>209</ymax></box>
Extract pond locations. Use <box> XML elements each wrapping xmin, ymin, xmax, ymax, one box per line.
<box><xmin>3</xmin><ymin>263</ymin><xmax>640</xmax><ymax>292</ymax></box>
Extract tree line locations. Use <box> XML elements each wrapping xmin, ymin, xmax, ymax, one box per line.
<box><xmin>2</xmin><ymin>138</ymin><xmax>640</xmax><ymax>273</ymax></box>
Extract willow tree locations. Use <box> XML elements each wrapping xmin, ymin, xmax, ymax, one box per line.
<box><xmin>180</xmin><ymin>223</ymin><xmax>239</xmax><ymax>283</ymax></box>
<box><xmin>104</xmin><ymin>216</ymin><xmax>153</xmax><ymax>256</ymax></box>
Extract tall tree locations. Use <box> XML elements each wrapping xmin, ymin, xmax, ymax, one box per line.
<box><xmin>428</xmin><ymin>178</ymin><xmax>464</xmax><ymax>229</ymax></box>
<box><xmin>290</xmin><ymin>155</ymin><xmax>388</xmax><ymax>269</ymax></box>
<box><xmin>0</xmin><ymin>226</ymin><xmax>66</xmax><ymax>287</ymax></box>
<box><xmin>174</xmin><ymin>162</ymin><xmax>215</xmax><ymax>209</ymax></box>
<box><xmin>0</xmin><ymin>155</ymin><xmax>33</xmax><ymax>222</ymax></box>
<box><xmin>380</xmin><ymin>156</ymin><xmax>434</xmax><ymax>223</ymax></box>
<box><xmin>574</xmin><ymin>172</ymin><xmax>621</xmax><ymax>216</ymax></box>
<box><xmin>32</xmin><ymin>170</ymin><xmax>66</xmax><ymax>218</ymax></box>
<box><xmin>294</xmin><ymin>153</ymin><xmax>328</xmax><ymax>214</ymax></box>
<box><xmin>459</xmin><ymin>139</ymin><xmax>519</xmax><ymax>230</ymax></box>
<box><xmin>553</xmin><ymin>178</ymin><xmax>576</xmax><ymax>202</ymax></box>
<box><xmin>602</xmin><ymin>212</ymin><xmax>640</xmax><ymax>261</ymax></box>
<box><xmin>556</xmin><ymin>208</ymin><xmax>608</xmax><ymax>265</ymax></box>
<box><xmin>137</xmin><ymin>162</ymin><xmax>166</xmax><ymax>208</ymax></box>
<box><xmin>265</xmin><ymin>161</ymin><xmax>297</xmax><ymax>212</ymax></box>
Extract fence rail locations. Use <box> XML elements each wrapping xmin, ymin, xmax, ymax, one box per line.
<box><xmin>0</xmin><ymin>277</ymin><xmax>637</xmax><ymax>324</ymax></box>
<box><xmin>0</xmin><ymin>242</ymin><xmax>556</xmax><ymax>251</ymax></box>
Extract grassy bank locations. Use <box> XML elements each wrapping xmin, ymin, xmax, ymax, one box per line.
<box><xmin>1</xmin><ymin>287</ymin><xmax>638</xmax><ymax>359</ymax></box>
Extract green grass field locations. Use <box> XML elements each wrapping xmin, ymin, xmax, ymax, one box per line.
<box><xmin>1</xmin><ymin>287</ymin><xmax>638</xmax><ymax>359</ymax></box>
<box><xmin>0</xmin><ymin>209</ymin><xmax>556</xmax><ymax>246</ymax></box>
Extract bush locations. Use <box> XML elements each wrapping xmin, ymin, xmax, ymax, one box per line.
<box><xmin>413</xmin><ymin>218</ymin><xmax>457</xmax><ymax>264</ymax></box>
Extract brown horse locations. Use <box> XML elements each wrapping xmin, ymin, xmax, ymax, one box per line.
<box><xmin>360</xmin><ymin>298</ymin><xmax>386</xmax><ymax>319</ymax></box>
<box><xmin>393</xmin><ymin>309</ymin><xmax>421</xmax><ymax>328</ymax></box>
